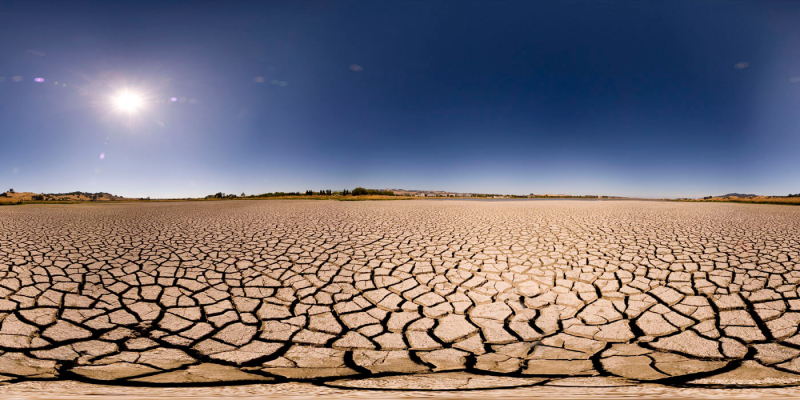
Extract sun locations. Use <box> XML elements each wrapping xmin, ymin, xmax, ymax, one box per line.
<box><xmin>112</xmin><ymin>91</ymin><xmax>144</xmax><ymax>113</ymax></box>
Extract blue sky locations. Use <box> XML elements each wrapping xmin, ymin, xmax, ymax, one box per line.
<box><xmin>1</xmin><ymin>1</ymin><xmax>799</xmax><ymax>198</ymax></box>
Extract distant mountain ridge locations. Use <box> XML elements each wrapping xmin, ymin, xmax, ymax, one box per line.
<box><xmin>721</xmin><ymin>193</ymin><xmax>758</xmax><ymax>198</ymax></box>
<box><xmin>1</xmin><ymin>190</ymin><xmax>124</xmax><ymax>202</ymax></box>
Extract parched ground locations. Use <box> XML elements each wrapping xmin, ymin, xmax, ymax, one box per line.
<box><xmin>1</xmin><ymin>200</ymin><xmax>800</xmax><ymax>395</ymax></box>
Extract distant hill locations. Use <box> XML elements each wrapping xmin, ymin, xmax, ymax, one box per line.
<box><xmin>721</xmin><ymin>193</ymin><xmax>758</xmax><ymax>198</ymax></box>
<box><xmin>1</xmin><ymin>190</ymin><xmax>125</xmax><ymax>203</ymax></box>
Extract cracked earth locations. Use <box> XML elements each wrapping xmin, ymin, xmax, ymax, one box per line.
<box><xmin>2</xmin><ymin>200</ymin><xmax>800</xmax><ymax>394</ymax></box>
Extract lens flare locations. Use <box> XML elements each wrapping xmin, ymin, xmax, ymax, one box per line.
<box><xmin>112</xmin><ymin>91</ymin><xmax>144</xmax><ymax>113</ymax></box>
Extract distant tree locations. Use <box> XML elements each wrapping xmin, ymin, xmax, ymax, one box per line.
<box><xmin>32</xmin><ymin>194</ymin><xmax>44</xmax><ymax>201</ymax></box>
<box><xmin>241</xmin><ymin>192</ymin><xmax>246</xmax><ymax>197</ymax></box>
<box><xmin>352</xmin><ymin>187</ymin><xmax>367</xmax><ymax>196</ymax></box>
<box><xmin>8</xmin><ymin>188</ymin><xmax>14</xmax><ymax>194</ymax></box>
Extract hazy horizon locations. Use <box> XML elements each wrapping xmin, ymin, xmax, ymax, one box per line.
<box><xmin>2</xmin><ymin>1</ymin><xmax>799</xmax><ymax>198</ymax></box>
<box><xmin>0</xmin><ymin>186</ymin><xmax>784</xmax><ymax>201</ymax></box>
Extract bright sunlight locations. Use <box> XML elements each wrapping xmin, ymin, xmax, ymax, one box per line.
<box><xmin>112</xmin><ymin>91</ymin><xmax>144</xmax><ymax>113</ymax></box>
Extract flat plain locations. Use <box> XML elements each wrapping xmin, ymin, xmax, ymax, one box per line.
<box><xmin>1</xmin><ymin>200</ymin><xmax>800</xmax><ymax>398</ymax></box>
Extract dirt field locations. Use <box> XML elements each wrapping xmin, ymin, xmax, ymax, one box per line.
<box><xmin>1</xmin><ymin>200</ymin><xmax>799</xmax><ymax>395</ymax></box>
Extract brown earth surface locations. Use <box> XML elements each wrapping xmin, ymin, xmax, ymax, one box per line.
<box><xmin>2</xmin><ymin>377</ymin><xmax>800</xmax><ymax>400</ymax></box>
<box><xmin>1</xmin><ymin>199</ymin><xmax>800</xmax><ymax>394</ymax></box>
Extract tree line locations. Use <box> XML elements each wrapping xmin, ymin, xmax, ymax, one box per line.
<box><xmin>206</xmin><ymin>187</ymin><xmax>395</xmax><ymax>199</ymax></box>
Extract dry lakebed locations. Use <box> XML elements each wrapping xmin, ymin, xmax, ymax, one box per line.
<box><xmin>1</xmin><ymin>199</ymin><xmax>799</xmax><ymax>398</ymax></box>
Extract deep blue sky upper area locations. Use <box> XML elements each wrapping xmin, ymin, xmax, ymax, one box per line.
<box><xmin>1</xmin><ymin>1</ymin><xmax>799</xmax><ymax>198</ymax></box>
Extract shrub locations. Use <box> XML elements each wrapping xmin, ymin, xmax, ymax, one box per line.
<box><xmin>350</xmin><ymin>187</ymin><xmax>394</xmax><ymax>196</ymax></box>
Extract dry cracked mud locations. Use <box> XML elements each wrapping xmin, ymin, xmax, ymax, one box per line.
<box><xmin>1</xmin><ymin>200</ymin><xmax>800</xmax><ymax>393</ymax></box>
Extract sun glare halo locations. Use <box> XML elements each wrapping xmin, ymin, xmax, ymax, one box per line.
<box><xmin>113</xmin><ymin>91</ymin><xmax>144</xmax><ymax>113</ymax></box>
